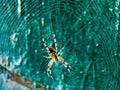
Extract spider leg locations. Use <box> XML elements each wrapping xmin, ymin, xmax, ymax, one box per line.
<box><xmin>58</xmin><ymin>57</ymin><xmax>72</xmax><ymax>72</ymax></box>
<box><xmin>52</xmin><ymin>30</ymin><xmax>58</xmax><ymax>51</ymax></box>
<box><xmin>58</xmin><ymin>38</ymin><xmax>71</xmax><ymax>55</ymax></box>
<box><xmin>41</xmin><ymin>34</ymin><xmax>47</xmax><ymax>48</ymax></box>
<box><xmin>47</xmin><ymin>60</ymin><xmax>54</xmax><ymax>79</ymax></box>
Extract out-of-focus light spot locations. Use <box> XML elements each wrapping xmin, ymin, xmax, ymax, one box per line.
<box><xmin>0</xmin><ymin>55</ymin><xmax>3</xmax><ymax>64</ymax></box>
<box><xmin>101</xmin><ymin>70</ymin><xmax>105</xmax><ymax>73</ymax></box>
<box><xmin>10</xmin><ymin>33</ymin><xmax>17</xmax><ymax>40</ymax></box>
<box><xmin>109</xmin><ymin>8</ymin><xmax>113</xmax><ymax>11</ymax></box>
<box><xmin>24</xmin><ymin>14</ymin><xmax>30</xmax><ymax>20</ymax></box>
<box><xmin>41</xmin><ymin>18</ymin><xmax>44</xmax><ymax>26</ymax></box>
<box><xmin>27</xmin><ymin>29</ymin><xmax>31</xmax><ymax>35</ymax></box>
<box><xmin>56</xmin><ymin>84</ymin><xmax>63</xmax><ymax>90</ymax></box>
<box><xmin>14</xmin><ymin>56</ymin><xmax>22</xmax><ymax>66</ymax></box>
<box><xmin>35</xmin><ymin>49</ymin><xmax>37</xmax><ymax>53</ymax></box>
<box><xmin>3</xmin><ymin>3</ymin><xmax>5</xmax><ymax>6</ymax></box>
<box><xmin>46</xmin><ymin>85</ymin><xmax>49</xmax><ymax>89</ymax></box>
<box><xmin>10</xmin><ymin>33</ymin><xmax>18</xmax><ymax>48</ymax></box>
<box><xmin>17</xmin><ymin>0</ymin><xmax>21</xmax><ymax>16</ymax></box>
<box><xmin>42</xmin><ymin>2</ymin><xmax>45</xmax><ymax>5</ymax></box>
<box><xmin>61</xmin><ymin>74</ymin><xmax>64</xmax><ymax>79</ymax></box>
<box><xmin>96</xmin><ymin>44</ymin><xmax>99</xmax><ymax>47</ymax></box>
<box><xmin>88</xmin><ymin>36</ymin><xmax>92</xmax><ymax>39</ymax></box>
<box><xmin>116</xmin><ymin>20</ymin><xmax>119</xmax><ymax>30</ymax></box>
<box><xmin>80</xmin><ymin>71</ymin><xmax>83</xmax><ymax>74</ymax></box>
<box><xmin>83</xmin><ymin>11</ymin><xmax>86</xmax><ymax>15</ymax></box>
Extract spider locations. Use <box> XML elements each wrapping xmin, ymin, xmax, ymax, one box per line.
<box><xmin>42</xmin><ymin>30</ymin><xmax>72</xmax><ymax>79</ymax></box>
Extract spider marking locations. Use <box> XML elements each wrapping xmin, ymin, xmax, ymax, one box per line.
<box><xmin>42</xmin><ymin>30</ymin><xmax>72</xmax><ymax>79</ymax></box>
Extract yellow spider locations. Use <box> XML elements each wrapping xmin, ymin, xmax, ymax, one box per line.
<box><xmin>42</xmin><ymin>30</ymin><xmax>72</xmax><ymax>79</ymax></box>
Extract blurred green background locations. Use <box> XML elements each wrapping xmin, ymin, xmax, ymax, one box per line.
<box><xmin>0</xmin><ymin>0</ymin><xmax>119</xmax><ymax>90</ymax></box>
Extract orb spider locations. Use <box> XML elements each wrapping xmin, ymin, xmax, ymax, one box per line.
<box><xmin>42</xmin><ymin>30</ymin><xmax>72</xmax><ymax>79</ymax></box>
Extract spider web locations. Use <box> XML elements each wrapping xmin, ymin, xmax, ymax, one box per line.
<box><xmin>0</xmin><ymin>0</ymin><xmax>120</xmax><ymax>90</ymax></box>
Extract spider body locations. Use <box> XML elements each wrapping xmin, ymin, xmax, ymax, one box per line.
<box><xmin>46</xmin><ymin>46</ymin><xmax>58</xmax><ymax>61</ymax></box>
<box><xmin>42</xmin><ymin>31</ymin><xmax>72</xmax><ymax>79</ymax></box>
